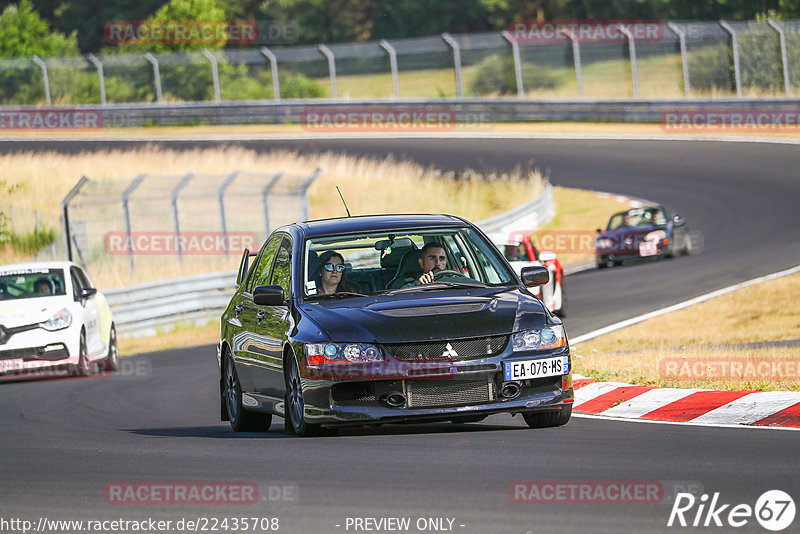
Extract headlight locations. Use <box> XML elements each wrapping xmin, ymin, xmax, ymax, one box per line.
<box><xmin>40</xmin><ymin>308</ymin><xmax>72</xmax><ymax>331</ymax></box>
<box><xmin>305</xmin><ymin>343</ymin><xmax>382</xmax><ymax>365</ymax></box>
<box><xmin>645</xmin><ymin>230</ymin><xmax>667</xmax><ymax>242</ymax></box>
<box><xmin>512</xmin><ymin>325</ymin><xmax>566</xmax><ymax>352</ymax></box>
<box><xmin>595</xmin><ymin>238</ymin><xmax>613</xmax><ymax>249</ymax></box>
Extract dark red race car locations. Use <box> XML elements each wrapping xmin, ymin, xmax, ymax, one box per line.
<box><xmin>594</xmin><ymin>206</ymin><xmax>691</xmax><ymax>268</ymax></box>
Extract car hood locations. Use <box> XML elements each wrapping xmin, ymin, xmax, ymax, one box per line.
<box><xmin>598</xmin><ymin>225</ymin><xmax>665</xmax><ymax>240</ymax></box>
<box><xmin>298</xmin><ymin>287</ymin><xmax>550</xmax><ymax>343</ymax></box>
<box><xmin>0</xmin><ymin>298</ymin><xmax>65</xmax><ymax>328</ymax></box>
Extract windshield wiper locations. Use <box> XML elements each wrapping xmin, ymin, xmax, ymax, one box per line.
<box><xmin>388</xmin><ymin>281</ymin><xmax>488</xmax><ymax>293</ymax></box>
<box><xmin>306</xmin><ymin>291</ymin><xmax>369</xmax><ymax>300</ymax></box>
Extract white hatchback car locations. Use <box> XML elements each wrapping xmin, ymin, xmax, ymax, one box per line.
<box><xmin>0</xmin><ymin>261</ymin><xmax>117</xmax><ymax>380</ymax></box>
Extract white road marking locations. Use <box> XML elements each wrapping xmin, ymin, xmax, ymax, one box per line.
<box><xmin>600</xmin><ymin>388</ymin><xmax>699</xmax><ymax>419</ymax></box>
<box><xmin>690</xmin><ymin>391</ymin><xmax>800</xmax><ymax>425</ymax></box>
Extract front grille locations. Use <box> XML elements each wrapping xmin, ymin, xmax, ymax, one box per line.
<box><xmin>384</xmin><ymin>335</ymin><xmax>508</xmax><ymax>362</ymax></box>
<box><xmin>407</xmin><ymin>378</ymin><xmax>495</xmax><ymax>408</ymax></box>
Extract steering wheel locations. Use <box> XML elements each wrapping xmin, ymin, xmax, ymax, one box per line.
<box><xmin>432</xmin><ymin>269</ymin><xmax>466</xmax><ymax>280</ymax></box>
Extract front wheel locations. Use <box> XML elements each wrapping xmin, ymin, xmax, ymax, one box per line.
<box><xmin>553</xmin><ymin>274</ymin><xmax>567</xmax><ymax>317</ymax></box>
<box><xmin>522</xmin><ymin>405</ymin><xmax>572</xmax><ymax>428</ymax></box>
<box><xmin>285</xmin><ymin>355</ymin><xmax>327</xmax><ymax>437</ymax></box>
<box><xmin>224</xmin><ymin>356</ymin><xmax>272</xmax><ymax>432</ymax></box>
<box><xmin>69</xmin><ymin>331</ymin><xmax>91</xmax><ymax>377</ymax></box>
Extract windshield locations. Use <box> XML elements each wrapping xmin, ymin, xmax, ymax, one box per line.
<box><xmin>607</xmin><ymin>208</ymin><xmax>667</xmax><ymax>230</ymax></box>
<box><xmin>0</xmin><ymin>268</ymin><xmax>67</xmax><ymax>300</ymax></box>
<box><xmin>303</xmin><ymin>227</ymin><xmax>516</xmax><ymax>298</ymax></box>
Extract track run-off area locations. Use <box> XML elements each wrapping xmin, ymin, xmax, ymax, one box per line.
<box><xmin>1</xmin><ymin>134</ymin><xmax>799</xmax><ymax>533</ymax></box>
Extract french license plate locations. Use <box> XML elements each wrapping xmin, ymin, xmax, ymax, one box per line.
<box><xmin>639</xmin><ymin>241</ymin><xmax>658</xmax><ymax>257</ymax></box>
<box><xmin>0</xmin><ymin>358</ymin><xmax>23</xmax><ymax>374</ymax></box>
<box><xmin>503</xmin><ymin>356</ymin><xmax>569</xmax><ymax>381</ymax></box>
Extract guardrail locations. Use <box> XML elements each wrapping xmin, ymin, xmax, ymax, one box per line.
<box><xmin>19</xmin><ymin>97</ymin><xmax>800</xmax><ymax>128</ymax></box>
<box><xmin>108</xmin><ymin>183</ymin><xmax>556</xmax><ymax>338</ymax></box>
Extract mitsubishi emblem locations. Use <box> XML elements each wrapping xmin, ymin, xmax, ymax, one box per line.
<box><xmin>442</xmin><ymin>342</ymin><xmax>458</xmax><ymax>359</ymax></box>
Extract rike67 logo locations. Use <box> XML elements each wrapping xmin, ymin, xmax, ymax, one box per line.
<box><xmin>668</xmin><ymin>490</ymin><xmax>795</xmax><ymax>531</ymax></box>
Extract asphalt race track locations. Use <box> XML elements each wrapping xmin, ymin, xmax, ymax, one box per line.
<box><xmin>1</xmin><ymin>137</ymin><xmax>799</xmax><ymax>533</ymax></box>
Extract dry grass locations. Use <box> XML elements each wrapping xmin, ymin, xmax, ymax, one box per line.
<box><xmin>573</xmin><ymin>272</ymin><xmax>800</xmax><ymax>391</ymax></box>
<box><xmin>118</xmin><ymin>321</ymin><xmax>220</xmax><ymax>356</ymax></box>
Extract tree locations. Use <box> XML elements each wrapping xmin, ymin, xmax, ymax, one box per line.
<box><xmin>0</xmin><ymin>0</ymin><xmax>78</xmax><ymax>57</ymax></box>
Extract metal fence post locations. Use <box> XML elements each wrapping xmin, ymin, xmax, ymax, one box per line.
<box><xmin>379</xmin><ymin>40</ymin><xmax>400</xmax><ymax>98</ymax></box>
<box><xmin>171</xmin><ymin>173</ymin><xmax>196</xmax><ymax>259</ymax></box>
<box><xmin>32</xmin><ymin>56</ymin><xmax>51</xmax><ymax>105</ymax></box>
<box><xmin>767</xmin><ymin>19</ymin><xmax>791</xmax><ymax>97</ymax></box>
<box><xmin>318</xmin><ymin>44</ymin><xmax>338</xmax><ymax>98</ymax></box>
<box><xmin>501</xmin><ymin>30</ymin><xmax>524</xmax><ymax>97</ymax></box>
<box><xmin>560</xmin><ymin>29</ymin><xmax>583</xmax><ymax>97</ymax></box>
<box><xmin>300</xmin><ymin>168</ymin><xmax>322</xmax><ymax>222</ymax></box>
<box><xmin>261</xmin><ymin>173</ymin><xmax>284</xmax><ymax>235</ymax></box>
<box><xmin>202</xmin><ymin>49</ymin><xmax>221</xmax><ymax>103</ymax></box>
<box><xmin>144</xmin><ymin>53</ymin><xmax>163</xmax><ymax>103</ymax></box>
<box><xmin>86</xmin><ymin>54</ymin><xmax>106</xmax><ymax>105</ymax></box>
<box><xmin>667</xmin><ymin>23</ymin><xmax>691</xmax><ymax>98</ymax></box>
<box><xmin>260</xmin><ymin>47</ymin><xmax>280</xmax><ymax>100</ymax></box>
<box><xmin>441</xmin><ymin>33</ymin><xmax>463</xmax><ymax>98</ymax></box>
<box><xmin>121</xmin><ymin>174</ymin><xmax>147</xmax><ymax>272</ymax></box>
<box><xmin>61</xmin><ymin>176</ymin><xmax>89</xmax><ymax>262</ymax></box>
<box><xmin>218</xmin><ymin>171</ymin><xmax>240</xmax><ymax>255</ymax></box>
<box><xmin>719</xmin><ymin>21</ymin><xmax>742</xmax><ymax>97</ymax></box>
<box><xmin>618</xmin><ymin>24</ymin><xmax>639</xmax><ymax>99</ymax></box>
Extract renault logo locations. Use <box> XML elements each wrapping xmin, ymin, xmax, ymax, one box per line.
<box><xmin>442</xmin><ymin>342</ymin><xmax>458</xmax><ymax>359</ymax></box>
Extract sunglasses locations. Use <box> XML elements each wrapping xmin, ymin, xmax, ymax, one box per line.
<box><xmin>323</xmin><ymin>263</ymin><xmax>346</xmax><ymax>273</ymax></box>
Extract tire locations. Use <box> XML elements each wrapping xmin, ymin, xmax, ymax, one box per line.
<box><xmin>681</xmin><ymin>231</ymin><xmax>692</xmax><ymax>256</ymax></box>
<box><xmin>522</xmin><ymin>405</ymin><xmax>572</xmax><ymax>428</ymax></box>
<box><xmin>596</xmin><ymin>255</ymin><xmax>607</xmax><ymax>269</ymax></box>
<box><xmin>223</xmin><ymin>355</ymin><xmax>272</xmax><ymax>432</ymax></box>
<box><xmin>612</xmin><ymin>260</ymin><xmax>623</xmax><ymax>267</ymax></box>
<box><xmin>69</xmin><ymin>330</ymin><xmax>91</xmax><ymax>377</ymax></box>
<box><xmin>101</xmin><ymin>325</ymin><xmax>119</xmax><ymax>372</ymax></box>
<box><xmin>284</xmin><ymin>355</ymin><xmax>327</xmax><ymax>437</ymax></box>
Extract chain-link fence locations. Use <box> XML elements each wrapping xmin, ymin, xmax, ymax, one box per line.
<box><xmin>59</xmin><ymin>170</ymin><xmax>320</xmax><ymax>287</ymax></box>
<box><xmin>2</xmin><ymin>19</ymin><xmax>799</xmax><ymax>106</ymax></box>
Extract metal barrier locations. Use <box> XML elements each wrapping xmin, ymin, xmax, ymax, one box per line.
<box><xmin>60</xmin><ymin>169</ymin><xmax>321</xmax><ymax>281</ymax></box>
<box><xmin>108</xmin><ymin>181</ymin><xmax>555</xmax><ymax>338</ymax></box>
<box><xmin>1</xmin><ymin>19</ymin><xmax>798</xmax><ymax>107</ymax></box>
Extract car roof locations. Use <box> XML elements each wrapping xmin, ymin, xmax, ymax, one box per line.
<box><xmin>294</xmin><ymin>214</ymin><xmax>470</xmax><ymax>238</ymax></box>
<box><xmin>0</xmin><ymin>261</ymin><xmax>81</xmax><ymax>273</ymax></box>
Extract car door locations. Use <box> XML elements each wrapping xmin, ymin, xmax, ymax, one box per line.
<box><xmin>70</xmin><ymin>266</ymin><xmax>101</xmax><ymax>356</ymax></box>
<box><xmin>259</xmin><ymin>236</ymin><xmax>294</xmax><ymax>398</ymax></box>
<box><xmin>234</xmin><ymin>234</ymin><xmax>282</xmax><ymax>393</ymax></box>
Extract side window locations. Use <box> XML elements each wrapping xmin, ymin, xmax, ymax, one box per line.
<box><xmin>248</xmin><ymin>235</ymin><xmax>282</xmax><ymax>293</ymax></box>
<box><xmin>70</xmin><ymin>268</ymin><xmax>83</xmax><ymax>301</ymax></box>
<box><xmin>270</xmin><ymin>238</ymin><xmax>292</xmax><ymax>299</ymax></box>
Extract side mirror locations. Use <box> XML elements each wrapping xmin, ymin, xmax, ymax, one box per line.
<box><xmin>236</xmin><ymin>248</ymin><xmax>251</xmax><ymax>286</ymax></box>
<box><xmin>673</xmin><ymin>214</ymin><xmax>685</xmax><ymax>226</ymax></box>
<box><xmin>596</xmin><ymin>228</ymin><xmax>602</xmax><ymax>234</ymax></box>
<box><xmin>253</xmin><ymin>285</ymin><xmax>285</xmax><ymax>306</ymax></box>
<box><xmin>80</xmin><ymin>287</ymin><xmax>97</xmax><ymax>300</ymax></box>
<box><xmin>520</xmin><ymin>266</ymin><xmax>549</xmax><ymax>287</ymax></box>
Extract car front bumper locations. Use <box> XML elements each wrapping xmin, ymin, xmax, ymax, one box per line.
<box><xmin>296</xmin><ymin>349</ymin><xmax>574</xmax><ymax>426</ymax></box>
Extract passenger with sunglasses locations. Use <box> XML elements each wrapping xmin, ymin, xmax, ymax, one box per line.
<box><xmin>314</xmin><ymin>250</ymin><xmax>358</xmax><ymax>295</ymax></box>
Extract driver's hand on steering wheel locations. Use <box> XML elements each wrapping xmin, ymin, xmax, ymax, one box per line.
<box><xmin>418</xmin><ymin>271</ymin><xmax>436</xmax><ymax>285</ymax></box>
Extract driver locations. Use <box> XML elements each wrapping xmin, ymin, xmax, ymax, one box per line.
<box><xmin>415</xmin><ymin>242</ymin><xmax>448</xmax><ymax>285</ymax></box>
